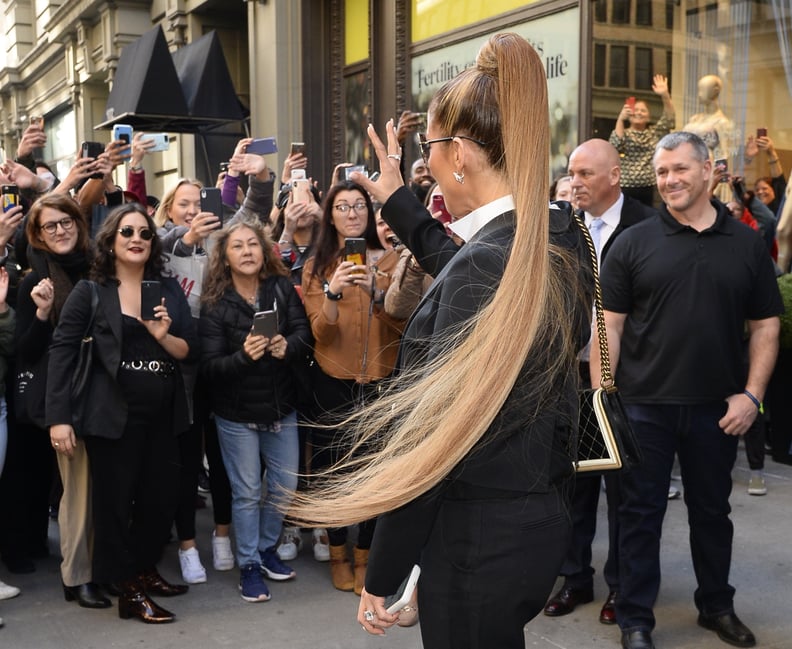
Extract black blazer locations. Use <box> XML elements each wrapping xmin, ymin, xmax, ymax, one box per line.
<box><xmin>366</xmin><ymin>188</ymin><xmax>591</xmax><ymax>595</ymax></box>
<box><xmin>599</xmin><ymin>193</ymin><xmax>659</xmax><ymax>262</ymax></box>
<box><xmin>46</xmin><ymin>277</ymin><xmax>197</xmax><ymax>439</ymax></box>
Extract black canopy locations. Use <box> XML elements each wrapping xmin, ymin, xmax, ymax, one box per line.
<box><xmin>96</xmin><ymin>26</ymin><xmax>247</xmax><ymax>133</ymax></box>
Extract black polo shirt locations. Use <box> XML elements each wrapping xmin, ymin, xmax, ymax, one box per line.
<box><xmin>601</xmin><ymin>199</ymin><xmax>783</xmax><ymax>404</ymax></box>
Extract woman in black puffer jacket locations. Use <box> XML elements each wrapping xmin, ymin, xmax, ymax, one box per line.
<box><xmin>199</xmin><ymin>221</ymin><xmax>312</xmax><ymax>603</ymax></box>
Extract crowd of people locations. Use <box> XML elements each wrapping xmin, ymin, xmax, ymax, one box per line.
<box><xmin>0</xmin><ymin>31</ymin><xmax>786</xmax><ymax>649</ymax></box>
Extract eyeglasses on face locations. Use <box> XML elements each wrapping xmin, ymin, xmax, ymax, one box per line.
<box><xmin>39</xmin><ymin>217</ymin><xmax>75</xmax><ymax>235</ymax></box>
<box><xmin>333</xmin><ymin>202</ymin><xmax>368</xmax><ymax>214</ymax></box>
<box><xmin>117</xmin><ymin>226</ymin><xmax>154</xmax><ymax>240</ymax></box>
<box><xmin>418</xmin><ymin>133</ymin><xmax>487</xmax><ymax>164</ymax></box>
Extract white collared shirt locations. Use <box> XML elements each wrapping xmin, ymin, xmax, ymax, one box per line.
<box><xmin>448</xmin><ymin>195</ymin><xmax>515</xmax><ymax>242</ymax></box>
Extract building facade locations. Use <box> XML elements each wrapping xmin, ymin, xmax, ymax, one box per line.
<box><xmin>0</xmin><ymin>0</ymin><xmax>788</xmax><ymax>200</ymax></box>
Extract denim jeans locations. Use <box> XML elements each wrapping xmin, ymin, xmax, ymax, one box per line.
<box><xmin>215</xmin><ymin>411</ymin><xmax>299</xmax><ymax>568</ymax></box>
<box><xmin>617</xmin><ymin>402</ymin><xmax>738</xmax><ymax>632</ymax></box>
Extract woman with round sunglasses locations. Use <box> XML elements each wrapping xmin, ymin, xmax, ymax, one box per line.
<box><xmin>46</xmin><ymin>204</ymin><xmax>197</xmax><ymax>624</ymax></box>
<box><xmin>14</xmin><ymin>194</ymin><xmax>111</xmax><ymax>608</ymax></box>
<box><xmin>301</xmin><ymin>180</ymin><xmax>405</xmax><ymax>594</ymax></box>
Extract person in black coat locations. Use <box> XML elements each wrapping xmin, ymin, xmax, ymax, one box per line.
<box><xmin>199</xmin><ymin>221</ymin><xmax>312</xmax><ymax>603</ymax></box>
<box><xmin>288</xmin><ymin>33</ymin><xmax>593</xmax><ymax>649</ymax></box>
<box><xmin>46</xmin><ymin>203</ymin><xmax>197</xmax><ymax>624</ymax></box>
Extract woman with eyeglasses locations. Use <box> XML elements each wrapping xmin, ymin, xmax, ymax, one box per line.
<box><xmin>301</xmin><ymin>180</ymin><xmax>405</xmax><ymax>594</ymax></box>
<box><xmin>289</xmin><ymin>34</ymin><xmax>592</xmax><ymax>649</ymax></box>
<box><xmin>13</xmin><ymin>194</ymin><xmax>110</xmax><ymax>608</ymax></box>
<box><xmin>154</xmin><ymin>178</ymin><xmax>235</xmax><ymax>586</ymax></box>
<box><xmin>46</xmin><ymin>203</ymin><xmax>197</xmax><ymax>624</ymax></box>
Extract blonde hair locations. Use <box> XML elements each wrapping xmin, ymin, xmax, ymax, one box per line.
<box><xmin>289</xmin><ymin>33</ymin><xmax>577</xmax><ymax>525</ymax></box>
<box><xmin>153</xmin><ymin>178</ymin><xmax>202</xmax><ymax>227</ymax></box>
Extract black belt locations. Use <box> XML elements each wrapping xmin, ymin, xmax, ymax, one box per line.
<box><xmin>119</xmin><ymin>360</ymin><xmax>175</xmax><ymax>377</ymax></box>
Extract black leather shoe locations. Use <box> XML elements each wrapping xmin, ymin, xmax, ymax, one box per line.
<box><xmin>63</xmin><ymin>582</ymin><xmax>112</xmax><ymax>609</ymax></box>
<box><xmin>140</xmin><ymin>568</ymin><xmax>189</xmax><ymax>597</ymax></box>
<box><xmin>698</xmin><ymin>612</ymin><xmax>756</xmax><ymax>647</ymax></box>
<box><xmin>621</xmin><ymin>629</ymin><xmax>655</xmax><ymax>649</ymax></box>
<box><xmin>118</xmin><ymin>579</ymin><xmax>174</xmax><ymax>624</ymax></box>
<box><xmin>599</xmin><ymin>590</ymin><xmax>617</xmax><ymax>624</ymax></box>
<box><xmin>543</xmin><ymin>585</ymin><xmax>594</xmax><ymax>616</ymax></box>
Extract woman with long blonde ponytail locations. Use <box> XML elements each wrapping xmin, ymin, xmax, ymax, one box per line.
<box><xmin>289</xmin><ymin>33</ymin><xmax>590</xmax><ymax>649</ymax></box>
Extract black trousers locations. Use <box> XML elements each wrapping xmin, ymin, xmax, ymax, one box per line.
<box><xmin>418</xmin><ymin>487</ymin><xmax>570</xmax><ymax>649</ymax></box>
<box><xmin>310</xmin><ymin>367</ymin><xmax>377</xmax><ymax>548</ymax></box>
<box><xmin>86</xmin><ymin>421</ymin><xmax>180</xmax><ymax>584</ymax></box>
<box><xmin>617</xmin><ymin>403</ymin><xmax>737</xmax><ymax>631</ymax></box>
<box><xmin>560</xmin><ymin>471</ymin><xmax>620</xmax><ymax>592</ymax></box>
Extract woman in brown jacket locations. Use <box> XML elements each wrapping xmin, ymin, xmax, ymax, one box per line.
<box><xmin>302</xmin><ymin>180</ymin><xmax>404</xmax><ymax>595</ymax></box>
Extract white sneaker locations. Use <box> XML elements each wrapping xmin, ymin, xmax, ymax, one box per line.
<box><xmin>212</xmin><ymin>531</ymin><xmax>235</xmax><ymax>571</ymax></box>
<box><xmin>277</xmin><ymin>526</ymin><xmax>303</xmax><ymax>561</ymax></box>
<box><xmin>0</xmin><ymin>580</ymin><xmax>20</xmax><ymax>600</ymax></box>
<box><xmin>312</xmin><ymin>528</ymin><xmax>330</xmax><ymax>562</ymax></box>
<box><xmin>178</xmin><ymin>546</ymin><xmax>207</xmax><ymax>584</ymax></box>
<box><xmin>748</xmin><ymin>474</ymin><xmax>767</xmax><ymax>496</ymax></box>
<box><xmin>668</xmin><ymin>486</ymin><xmax>681</xmax><ymax>500</ymax></box>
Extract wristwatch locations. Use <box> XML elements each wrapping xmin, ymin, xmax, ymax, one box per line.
<box><xmin>323</xmin><ymin>281</ymin><xmax>342</xmax><ymax>301</ymax></box>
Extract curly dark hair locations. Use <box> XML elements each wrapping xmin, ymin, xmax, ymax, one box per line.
<box><xmin>90</xmin><ymin>203</ymin><xmax>165</xmax><ymax>284</ymax></box>
<box><xmin>201</xmin><ymin>221</ymin><xmax>288</xmax><ymax>308</ymax></box>
<box><xmin>310</xmin><ymin>180</ymin><xmax>381</xmax><ymax>279</ymax></box>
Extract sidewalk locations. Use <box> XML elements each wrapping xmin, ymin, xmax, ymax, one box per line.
<box><xmin>1</xmin><ymin>448</ymin><xmax>789</xmax><ymax>648</ymax></box>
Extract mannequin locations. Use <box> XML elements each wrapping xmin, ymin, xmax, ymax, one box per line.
<box><xmin>683</xmin><ymin>74</ymin><xmax>736</xmax><ymax>162</ymax></box>
<box><xmin>684</xmin><ymin>74</ymin><xmax>736</xmax><ymax>202</ymax></box>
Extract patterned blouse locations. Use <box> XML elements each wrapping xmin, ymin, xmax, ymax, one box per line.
<box><xmin>609</xmin><ymin>113</ymin><xmax>675</xmax><ymax>189</ymax></box>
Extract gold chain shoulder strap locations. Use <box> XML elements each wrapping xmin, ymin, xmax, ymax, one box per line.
<box><xmin>573</xmin><ymin>212</ymin><xmax>615</xmax><ymax>392</ymax></box>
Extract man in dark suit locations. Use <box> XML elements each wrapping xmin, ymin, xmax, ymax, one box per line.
<box><xmin>543</xmin><ymin>138</ymin><xmax>657</xmax><ymax>624</ymax></box>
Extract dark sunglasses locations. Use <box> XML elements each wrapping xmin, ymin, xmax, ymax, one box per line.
<box><xmin>418</xmin><ymin>133</ymin><xmax>487</xmax><ymax>164</ymax></box>
<box><xmin>117</xmin><ymin>226</ymin><xmax>154</xmax><ymax>240</ymax></box>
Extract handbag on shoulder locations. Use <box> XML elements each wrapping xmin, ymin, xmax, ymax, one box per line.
<box><xmin>574</xmin><ymin>214</ymin><xmax>643</xmax><ymax>473</ymax></box>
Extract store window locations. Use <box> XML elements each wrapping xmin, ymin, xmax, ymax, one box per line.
<box><xmin>591</xmin><ymin>0</ymin><xmax>790</xmax><ymax>187</ymax></box>
<box><xmin>410</xmin><ymin>6</ymin><xmax>581</xmax><ymax>180</ymax></box>
<box><xmin>41</xmin><ymin>108</ymin><xmax>77</xmax><ymax>181</ymax></box>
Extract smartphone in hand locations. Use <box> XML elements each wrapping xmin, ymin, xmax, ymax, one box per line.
<box><xmin>625</xmin><ymin>96</ymin><xmax>636</xmax><ymax>111</ymax></box>
<box><xmin>200</xmin><ymin>187</ymin><xmax>224</xmax><ymax>222</ymax></box>
<box><xmin>1</xmin><ymin>185</ymin><xmax>19</xmax><ymax>213</ymax></box>
<box><xmin>344</xmin><ymin>238</ymin><xmax>367</xmax><ymax>273</ymax></box>
<box><xmin>251</xmin><ymin>310</ymin><xmax>278</xmax><ymax>338</ymax></box>
<box><xmin>384</xmin><ymin>565</ymin><xmax>421</xmax><ymax>615</ymax></box>
<box><xmin>112</xmin><ymin>124</ymin><xmax>133</xmax><ymax>157</ymax></box>
<box><xmin>141</xmin><ymin>280</ymin><xmax>162</xmax><ymax>320</ymax></box>
<box><xmin>81</xmin><ymin>141</ymin><xmax>105</xmax><ymax>179</ymax></box>
<box><xmin>246</xmin><ymin>137</ymin><xmax>278</xmax><ymax>155</ymax></box>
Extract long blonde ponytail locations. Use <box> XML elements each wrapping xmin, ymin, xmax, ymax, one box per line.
<box><xmin>288</xmin><ymin>33</ymin><xmax>577</xmax><ymax>526</ymax></box>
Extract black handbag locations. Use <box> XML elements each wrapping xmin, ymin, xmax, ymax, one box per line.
<box><xmin>70</xmin><ymin>281</ymin><xmax>99</xmax><ymax>433</ymax></box>
<box><xmin>574</xmin><ymin>214</ymin><xmax>643</xmax><ymax>473</ymax></box>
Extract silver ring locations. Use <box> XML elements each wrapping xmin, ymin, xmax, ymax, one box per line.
<box><xmin>364</xmin><ymin>610</ymin><xmax>375</xmax><ymax>622</ymax></box>
<box><xmin>387</xmin><ymin>154</ymin><xmax>401</xmax><ymax>161</ymax></box>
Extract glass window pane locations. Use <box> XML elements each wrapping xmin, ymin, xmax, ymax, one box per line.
<box><xmin>635</xmin><ymin>47</ymin><xmax>653</xmax><ymax>90</ymax></box>
<box><xmin>594</xmin><ymin>43</ymin><xmax>606</xmax><ymax>86</ymax></box>
<box><xmin>612</xmin><ymin>0</ymin><xmax>630</xmax><ymax>25</ymax></box>
<box><xmin>609</xmin><ymin>45</ymin><xmax>628</xmax><ymax>88</ymax></box>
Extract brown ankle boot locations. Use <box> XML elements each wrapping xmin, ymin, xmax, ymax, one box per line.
<box><xmin>353</xmin><ymin>546</ymin><xmax>369</xmax><ymax>596</ymax></box>
<box><xmin>329</xmin><ymin>544</ymin><xmax>354</xmax><ymax>591</ymax></box>
<box><xmin>118</xmin><ymin>577</ymin><xmax>175</xmax><ymax>624</ymax></box>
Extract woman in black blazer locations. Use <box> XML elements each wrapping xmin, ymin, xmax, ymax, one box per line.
<box><xmin>289</xmin><ymin>33</ymin><xmax>591</xmax><ymax>649</ymax></box>
<box><xmin>47</xmin><ymin>203</ymin><xmax>197</xmax><ymax>624</ymax></box>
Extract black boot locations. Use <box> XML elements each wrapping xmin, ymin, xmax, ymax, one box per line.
<box><xmin>63</xmin><ymin>582</ymin><xmax>112</xmax><ymax>608</ymax></box>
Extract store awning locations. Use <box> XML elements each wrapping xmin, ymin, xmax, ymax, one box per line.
<box><xmin>95</xmin><ymin>26</ymin><xmax>247</xmax><ymax>133</ymax></box>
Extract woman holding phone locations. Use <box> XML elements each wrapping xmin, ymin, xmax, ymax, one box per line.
<box><xmin>154</xmin><ymin>177</ymin><xmax>235</xmax><ymax>585</ymax></box>
<box><xmin>301</xmin><ymin>181</ymin><xmax>405</xmax><ymax>594</ymax></box>
<box><xmin>199</xmin><ymin>222</ymin><xmax>312</xmax><ymax>603</ymax></box>
<box><xmin>289</xmin><ymin>33</ymin><xmax>592</xmax><ymax>649</ymax></box>
<box><xmin>46</xmin><ymin>204</ymin><xmax>197</xmax><ymax>624</ymax></box>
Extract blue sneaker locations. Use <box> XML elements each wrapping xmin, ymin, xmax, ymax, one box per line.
<box><xmin>259</xmin><ymin>547</ymin><xmax>296</xmax><ymax>581</ymax></box>
<box><xmin>239</xmin><ymin>563</ymin><xmax>271</xmax><ymax>602</ymax></box>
